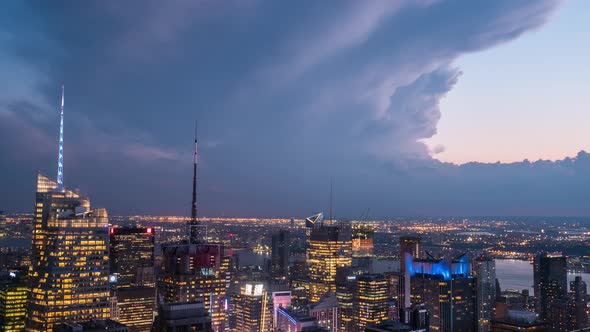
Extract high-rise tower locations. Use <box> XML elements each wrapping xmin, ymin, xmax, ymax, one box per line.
<box><xmin>26</xmin><ymin>88</ymin><xmax>110</xmax><ymax>331</ymax></box>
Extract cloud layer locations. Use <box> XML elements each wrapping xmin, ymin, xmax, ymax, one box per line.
<box><xmin>3</xmin><ymin>0</ymin><xmax>584</xmax><ymax>217</ymax></box>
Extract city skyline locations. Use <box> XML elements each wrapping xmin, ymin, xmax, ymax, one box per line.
<box><xmin>1</xmin><ymin>1</ymin><xmax>590</xmax><ymax>218</ymax></box>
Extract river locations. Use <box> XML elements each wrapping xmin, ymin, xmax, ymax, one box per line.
<box><xmin>495</xmin><ymin>259</ymin><xmax>590</xmax><ymax>295</ymax></box>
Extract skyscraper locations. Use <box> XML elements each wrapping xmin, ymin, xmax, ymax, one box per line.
<box><xmin>399</xmin><ymin>236</ymin><xmax>421</xmax><ymax>308</ymax></box>
<box><xmin>569</xmin><ymin>276</ymin><xmax>587</xmax><ymax>330</ymax></box>
<box><xmin>409</xmin><ymin>255</ymin><xmax>476</xmax><ymax>332</ymax></box>
<box><xmin>159</xmin><ymin>243</ymin><xmax>230</xmax><ymax>332</ymax></box>
<box><xmin>307</xmin><ymin>224</ymin><xmax>352</xmax><ymax>302</ymax></box>
<box><xmin>110</xmin><ymin>227</ymin><xmax>155</xmax><ymax>288</ymax></box>
<box><xmin>534</xmin><ymin>253</ymin><xmax>568</xmax><ymax>331</ymax></box>
<box><xmin>473</xmin><ymin>256</ymin><xmax>497</xmax><ymax>332</ymax></box>
<box><xmin>26</xmin><ymin>89</ymin><xmax>110</xmax><ymax>331</ymax></box>
<box><xmin>152</xmin><ymin>301</ymin><xmax>212</xmax><ymax>332</ymax></box>
<box><xmin>0</xmin><ymin>271</ymin><xmax>28</xmax><ymax>331</ymax></box>
<box><xmin>271</xmin><ymin>230</ymin><xmax>290</xmax><ymax>279</ymax></box>
<box><xmin>26</xmin><ymin>175</ymin><xmax>111</xmax><ymax>331</ymax></box>
<box><xmin>353</xmin><ymin>274</ymin><xmax>389</xmax><ymax>332</ymax></box>
<box><xmin>109</xmin><ymin>227</ymin><xmax>155</xmax><ymax>332</ymax></box>
<box><xmin>232</xmin><ymin>282</ymin><xmax>272</xmax><ymax>332</ymax></box>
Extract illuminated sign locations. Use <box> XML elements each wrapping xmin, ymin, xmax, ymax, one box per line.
<box><xmin>244</xmin><ymin>283</ymin><xmax>264</xmax><ymax>296</ymax></box>
<box><xmin>201</xmin><ymin>268</ymin><xmax>214</xmax><ymax>276</ymax></box>
<box><xmin>109</xmin><ymin>275</ymin><xmax>118</xmax><ymax>283</ymax></box>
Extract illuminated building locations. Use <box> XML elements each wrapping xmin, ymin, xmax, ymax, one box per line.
<box><xmin>399</xmin><ymin>236</ymin><xmax>420</xmax><ymax>308</ymax></box>
<box><xmin>110</xmin><ymin>227</ymin><xmax>155</xmax><ymax>288</ymax></box>
<box><xmin>271</xmin><ymin>291</ymin><xmax>291</xmax><ymax>330</ymax></box>
<box><xmin>307</xmin><ymin>225</ymin><xmax>352</xmax><ymax>302</ymax></box>
<box><xmin>53</xmin><ymin>319</ymin><xmax>128</xmax><ymax>332</ymax></box>
<box><xmin>110</xmin><ymin>227</ymin><xmax>155</xmax><ymax>332</ymax></box>
<box><xmin>409</xmin><ymin>254</ymin><xmax>476</xmax><ymax>332</ymax></box>
<box><xmin>473</xmin><ymin>256</ymin><xmax>496</xmax><ymax>332</ymax></box>
<box><xmin>26</xmin><ymin>174</ymin><xmax>111</xmax><ymax>332</ymax></box>
<box><xmin>353</xmin><ymin>274</ymin><xmax>388</xmax><ymax>332</ymax></box>
<box><xmin>351</xmin><ymin>223</ymin><xmax>374</xmax><ymax>258</ymax></box>
<box><xmin>569</xmin><ymin>276</ymin><xmax>588</xmax><ymax>330</ymax></box>
<box><xmin>152</xmin><ymin>301</ymin><xmax>211</xmax><ymax>331</ymax></box>
<box><xmin>271</xmin><ymin>230</ymin><xmax>290</xmax><ymax>279</ymax></box>
<box><xmin>111</xmin><ymin>287</ymin><xmax>154</xmax><ymax>332</ymax></box>
<box><xmin>534</xmin><ymin>253</ymin><xmax>567</xmax><ymax>331</ymax></box>
<box><xmin>159</xmin><ymin>243</ymin><xmax>230</xmax><ymax>332</ymax></box>
<box><xmin>309</xmin><ymin>294</ymin><xmax>338</xmax><ymax>331</ymax></box>
<box><xmin>0</xmin><ymin>271</ymin><xmax>28</xmax><ymax>331</ymax></box>
<box><xmin>275</xmin><ymin>308</ymin><xmax>317</xmax><ymax>332</ymax></box>
<box><xmin>336</xmin><ymin>267</ymin><xmax>357</xmax><ymax>332</ymax></box>
<box><xmin>232</xmin><ymin>282</ymin><xmax>272</xmax><ymax>332</ymax></box>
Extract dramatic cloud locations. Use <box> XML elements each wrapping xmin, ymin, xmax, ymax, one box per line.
<box><xmin>3</xmin><ymin>0</ymin><xmax>583</xmax><ymax>217</ymax></box>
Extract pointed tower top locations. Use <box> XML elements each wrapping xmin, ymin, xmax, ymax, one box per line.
<box><xmin>57</xmin><ymin>84</ymin><xmax>65</xmax><ymax>192</ymax></box>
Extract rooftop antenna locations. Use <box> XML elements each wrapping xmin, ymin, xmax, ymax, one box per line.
<box><xmin>57</xmin><ymin>84</ymin><xmax>65</xmax><ymax>192</ymax></box>
<box><xmin>190</xmin><ymin>120</ymin><xmax>199</xmax><ymax>243</ymax></box>
<box><xmin>329</xmin><ymin>176</ymin><xmax>334</xmax><ymax>222</ymax></box>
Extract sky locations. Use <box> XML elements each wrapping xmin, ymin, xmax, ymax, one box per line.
<box><xmin>1</xmin><ymin>0</ymin><xmax>589</xmax><ymax>218</ymax></box>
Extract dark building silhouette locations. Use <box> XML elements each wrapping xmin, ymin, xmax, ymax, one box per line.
<box><xmin>152</xmin><ymin>301</ymin><xmax>212</xmax><ymax>332</ymax></box>
<box><xmin>399</xmin><ymin>236</ymin><xmax>421</xmax><ymax>308</ymax></box>
<box><xmin>569</xmin><ymin>276</ymin><xmax>588</xmax><ymax>330</ymax></box>
<box><xmin>534</xmin><ymin>253</ymin><xmax>568</xmax><ymax>331</ymax></box>
<box><xmin>271</xmin><ymin>230</ymin><xmax>290</xmax><ymax>278</ymax></box>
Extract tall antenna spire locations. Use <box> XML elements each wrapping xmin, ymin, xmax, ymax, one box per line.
<box><xmin>329</xmin><ymin>176</ymin><xmax>334</xmax><ymax>222</ymax></box>
<box><xmin>191</xmin><ymin>120</ymin><xmax>198</xmax><ymax>222</ymax></box>
<box><xmin>190</xmin><ymin>120</ymin><xmax>198</xmax><ymax>243</ymax></box>
<box><xmin>57</xmin><ymin>84</ymin><xmax>65</xmax><ymax>192</ymax></box>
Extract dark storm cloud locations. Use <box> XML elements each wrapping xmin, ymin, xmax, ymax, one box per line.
<box><xmin>3</xmin><ymin>0</ymin><xmax>584</xmax><ymax>217</ymax></box>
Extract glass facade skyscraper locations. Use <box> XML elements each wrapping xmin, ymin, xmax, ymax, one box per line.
<box><xmin>26</xmin><ymin>174</ymin><xmax>110</xmax><ymax>332</ymax></box>
<box><xmin>307</xmin><ymin>225</ymin><xmax>352</xmax><ymax>302</ymax></box>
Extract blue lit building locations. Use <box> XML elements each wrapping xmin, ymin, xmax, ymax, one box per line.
<box><xmin>409</xmin><ymin>254</ymin><xmax>476</xmax><ymax>332</ymax></box>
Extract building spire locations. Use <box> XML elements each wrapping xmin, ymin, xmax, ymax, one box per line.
<box><xmin>191</xmin><ymin>120</ymin><xmax>198</xmax><ymax>222</ymax></box>
<box><xmin>190</xmin><ymin>120</ymin><xmax>198</xmax><ymax>243</ymax></box>
<box><xmin>57</xmin><ymin>84</ymin><xmax>65</xmax><ymax>192</ymax></box>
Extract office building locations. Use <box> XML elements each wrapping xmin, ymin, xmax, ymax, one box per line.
<box><xmin>110</xmin><ymin>227</ymin><xmax>155</xmax><ymax>332</ymax></box>
<box><xmin>26</xmin><ymin>174</ymin><xmax>111</xmax><ymax>332</ymax></box>
<box><xmin>307</xmin><ymin>225</ymin><xmax>352</xmax><ymax>302</ymax></box>
<box><xmin>473</xmin><ymin>255</ymin><xmax>497</xmax><ymax>332</ymax></box>
<box><xmin>570</xmin><ymin>276</ymin><xmax>588</xmax><ymax>330</ymax></box>
<box><xmin>54</xmin><ymin>319</ymin><xmax>128</xmax><ymax>332</ymax></box>
<box><xmin>399</xmin><ymin>236</ymin><xmax>421</xmax><ymax>308</ymax></box>
<box><xmin>353</xmin><ymin>274</ymin><xmax>388</xmax><ymax>332</ymax></box>
<box><xmin>110</xmin><ymin>227</ymin><xmax>155</xmax><ymax>288</ymax></box>
<box><xmin>112</xmin><ymin>287</ymin><xmax>154</xmax><ymax>332</ymax></box>
<box><xmin>159</xmin><ymin>242</ymin><xmax>230</xmax><ymax>332</ymax></box>
<box><xmin>534</xmin><ymin>253</ymin><xmax>568</xmax><ymax>331</ymax></box>
<box><xmin>0</xmin><ymin>271</ymin><xmax>28</xmax><ymax>331</ymax></box>
<box><xmin>152</xmin><ymin>301</ymin><xmax>212</xmax><ymax>332</ymax></box>
<box><xmin>232</xmin><ymin>282</ymin><xmax>272</xmax><ymax>332</ymax></box>
<box><xmin>351</xmin><ymin>224</ymin><xmax>374</xmax><ymax>258</ymax></box>
<box><xmin>271</xmin><ymin>230</ymin><xmax>290</xmax><ymax>279</ymax></box>
<box><xmin>409</xmin><ymin>254</ymin><xmax>476</xmax><ymax>332</ymax></box>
